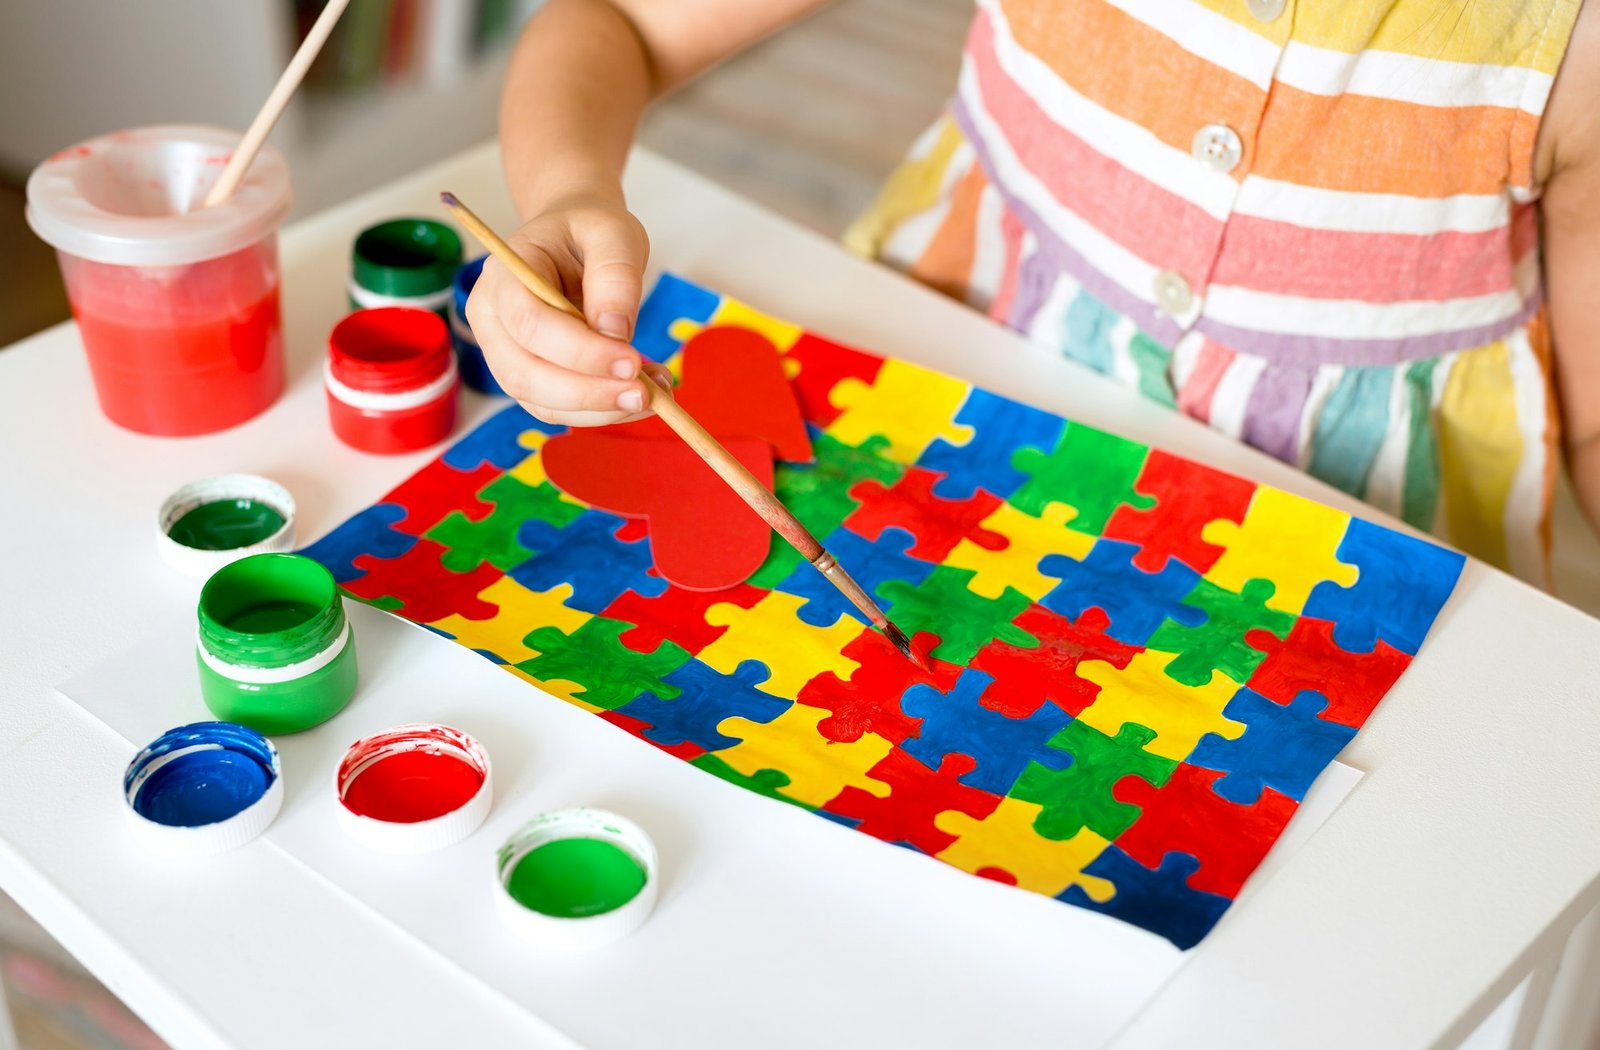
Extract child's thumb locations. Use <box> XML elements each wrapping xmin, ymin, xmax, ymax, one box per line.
<box><xmin>579</xmin><ymin>222</ymin><xmax>646</xmax><ymax>342</ymax></box>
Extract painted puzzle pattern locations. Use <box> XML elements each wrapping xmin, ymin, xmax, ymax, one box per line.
<box><xmin>303</xmin><ymin>274</ymin><xmax>1465</xmax><ymax>948</ymax></box>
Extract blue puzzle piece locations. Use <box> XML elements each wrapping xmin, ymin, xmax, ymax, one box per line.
<box><xmin>1303</xmin><ymin>518</ymin><xmax>1464</xmax><ymax>655</ymax></box>
<box><xmin>774</xmin><ymin>526</ymin><xmax>933</xmax><ymax>627</ymax></box>
<box><xmin>615</xmin><ymin>659</ymin><xmax>790</xmax><ymax>752</ymax></box>
<box><xmin>298</xmin><ymin>503</ymin><xmax>417</xmax><ymax>583</ymax></box>
<box><xmin>899</xmin><ymin>669</ymin><xmax>1074</xmax><ymax>795</ymax></box>
<box><xmin>441</xmin><ymin>403</ymin><xmax>556</xmax><ymax>472</ymax></box>
<box><xmin>1039</xmin><ymin>538</ymin><xmax>1205</xmax><ymax>646</ymax></box>
<box><xmin>509</xmin><ymin>509</ymin><xmax>668</xmax><ymax>613</ymax></box>
<box><xmin>634</xmin><ymin>272</ymin><xmax>720</xmax><ymax>363</ymax></box>
<box><xmin>1187</xmin><ymin>688</ymin><xmax>1357</xmax><ymax>804</ymax></box>
<box><xmin>1058</xmin><ymin>846</ymin><xmax>1231</xmax><ymax>950</ymax></box>
<box><xmin>917</xmin><ymin>389</ymin><xmax>1067</xmax><ymax>500</ymax></box>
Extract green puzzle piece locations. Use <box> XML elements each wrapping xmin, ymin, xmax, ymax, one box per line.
<box><xmin>1010</xmin><ymin>720</ymin><xmax>1177</xmax><ymax>841</ymax></box>
<box><xmin>1147</xmin><ymin>577</ymin><xmax>1296</xmax><ymax>687</ymax></box>
<box><xmin>750</xmin><ymin>433</ymin><xmax>905</xmax><ymax>589</ymax></box>
<box><xmin>690</xmin><ymin>754</ymin><xmax>813</xmax><ymax>810</ymax></box>
<box><xmin>878</xmin><ymin>564</ymin><xmax>1034</xmax><ymax>665</ymax></box>
<box><xmin>427</xmin><ymin>474</ymin><xmax>584</xmax><ymax>573</ymax></box>
<box><xmin>1010</xmin><ymin>423</ymin><xmax>1154</xmax><ymax>534</ymax></box>
<box><xmin>516</xmin><ymin>617</ymin><xmax>690</xmax><ymax>710</ymax></box>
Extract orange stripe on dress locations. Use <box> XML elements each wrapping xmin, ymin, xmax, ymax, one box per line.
<box><xmin>994</xmin><ymin>0</ymin><xmax>1523</xmax><ymax>197</ymax></box>
<box><xmin>911</xmin><ymin>161</ymin><xmax>988</xmax><ymax>302</ymax></box>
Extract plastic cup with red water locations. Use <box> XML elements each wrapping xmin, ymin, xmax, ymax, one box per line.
<box><xmin>25</xmin><ymin>125</ymin><xmax>292</xmax><ymax>437</ymax></box>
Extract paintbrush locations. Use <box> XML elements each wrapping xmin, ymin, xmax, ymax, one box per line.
<box><xmin>204</xmin><ymin>0</ymin><xmax>355</xmax><ymax>207</ymax></box>
<box><xmin>440</xmin><ymin>191</ymin><xmax>929</xmax><ymax>671</ymax></box>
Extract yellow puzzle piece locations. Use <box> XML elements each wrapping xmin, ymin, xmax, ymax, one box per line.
<box><xmin>427</xmin><ymin>577</ymin><xmax>589</xmax><ymax>665</ymax></box>
<box><xmin>1076</xmin><ymin>650</ymin><xmax>1246</xmax><ymax>761</ymax></box>
<box><xmin>701</xmin><ymin>591</ymin><xmax>863</xmax><ymax>698</ymax></box>
<box><xmin>668</xmin><ymin>299</ymin><xmax>803</xmax><ymax>355</ymax></box>
<box><xmin>1200</xmin><ymin>486</ymin><xmax>1359</xmax><ymax>614</ymax></box>
<box><xmin>716</xmin><ymin>704</ymin><xmax>894</xmax><ymax>809</ymax></box>
<box><xmin>945</xmin><ymin>502</ymin><xmax>1094</xmax><ymax>600</ymax></box>
<box><xmin>826</xmin><ymin>359</ymin><xmax>975</xmax><ymax>462</ymax></box>
<box><xmin>936</xmin><ymin>797</ymin><xmax>1117</xmax><ymax>901</ymax></box>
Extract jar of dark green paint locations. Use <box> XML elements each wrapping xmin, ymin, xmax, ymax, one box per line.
<box><xmin>196</xmin><ymin>553</ymin><xmax>358</xmax><ymax>735</ymax></box>
<box><xmin>349</xmin><ymin>218</ymin><xmax>463</xmax><ymax>316</ymax></box>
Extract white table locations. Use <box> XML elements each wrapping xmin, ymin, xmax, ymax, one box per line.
<box><xmin>3</xmin><ymin>143</ymin><xmax>1598</xmax><ymax>1050</ymax></box>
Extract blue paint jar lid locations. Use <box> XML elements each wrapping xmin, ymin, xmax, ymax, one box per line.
<box><xmin>124</xmin><ymin>721</ymin><xmax>283</xmax><ymax>855</ymax></box>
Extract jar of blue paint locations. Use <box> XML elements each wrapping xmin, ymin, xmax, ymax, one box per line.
<box><xmin>196</xmin><ymin>553</ymin><xmax>358</xmax><ymax>735</ymax></box>
<box><xmin>450</xmin><ymin>255</ymin><xmax>507</xmax><ymax>395</ymax></box>
<box><xmin>124</xmin><ymin>721</ymin><xmax>283</xmax><ymax>854</ymax></box>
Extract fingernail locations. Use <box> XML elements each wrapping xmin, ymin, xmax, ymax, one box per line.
<box><xmin>617</xmin><ymin>389</ymin><xmax>644</xmax><ymax>413</ymax></box>
<box><xmin>611</xmin><ymin>357</ymin><xmax>637</xmax><ymax>380</ymax></box>
<box><xmin>598</xmin><ymin>312</ymin><xmax>630</xmax><ymax>339</ymax></box>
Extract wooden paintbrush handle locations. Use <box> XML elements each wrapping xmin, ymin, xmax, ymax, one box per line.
<box><xmin>642</xmin><ymin>375</ymin><xmax>826</xmax><ymax>563</ymax></box>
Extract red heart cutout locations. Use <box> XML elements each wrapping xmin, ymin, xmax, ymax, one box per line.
<box><xmin>540</xmin><ymin>326</ymin><xmax>812</xmax><ymax>591</ymax></box>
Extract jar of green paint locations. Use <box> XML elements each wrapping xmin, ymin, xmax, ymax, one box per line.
<box><xmin>349</xmin><ymin>218</ymin><xmax>462</xmax><ymax>316</ymax></box>
<box><xmin>196</xmin><ymin>553</ymin><xmax>358</xmax><ymax>735</ymax></box>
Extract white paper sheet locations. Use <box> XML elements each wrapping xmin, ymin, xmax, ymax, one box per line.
<box><xmin>59</xmin><ymin>600</ymin><xmax>1361</xmax><ymax>1049</ymax></box>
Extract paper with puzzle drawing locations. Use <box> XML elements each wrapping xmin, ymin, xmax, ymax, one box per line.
<box><xmin>302</xmin><ymin>274</ymin><xmax>1466</xmax><ymax>949</ymax></box>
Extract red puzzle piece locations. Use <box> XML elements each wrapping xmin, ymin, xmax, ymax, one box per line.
<box><xmin>1102</xmin><ymin>450</ymin><xmax>1255</xmax><ymax>573</ymax></box>
<box><xmin>1246</xmin><ymin>617</ymin><xmax>1410</xmax><ymax>728</ymax></box>
<box><xmin>825</xmin><ymin>748</ymin><xmax>1001</xmax><ymax>855</ymax></box>
<box><xmin>970</xmin><ymin>605</ymin><xmax>1143</xmax><ymax>718</ymax></box>
<box><xmin>603</xmin><ymin>582</ymin><xmax>766</xmax><ymax>656</ymax></box>
<box><xmin>383</xmin><ymin>458</ymin><xmax>499</xmax><ymax>534</ymax></box>
<box><xmin>346</xmin><ymin>538</ymin><xmax>501</xmax><ymax>623</ymax></box>
<box><xmin>796</xmin><ymin>629</ymin><xmax>961</xmax><ymax>744</ymax></box>
<box><xmin>1114</xmin><ymin>764</ymin><xmax>1298</xmax><ymax>898</ymax></box>
<box><xmin>844</xmin><ymin>467</ymin><xmax>1006</xmax><ymax>562</ymax></box>
<box><xmin>539</xmin><ymin>327</ymin><xmax>811</xmax><ymax>591</ymax></box>
<box><xmin>785</xmin><ymin>331</ymin><xmax>884</xmax><ymax>426</ymax></box>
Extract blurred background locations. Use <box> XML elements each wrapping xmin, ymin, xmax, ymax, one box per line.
<box><xmin>0</xmin><ymin>1</ymin><xmax>967</xmax><ymax>1046</ymax></box>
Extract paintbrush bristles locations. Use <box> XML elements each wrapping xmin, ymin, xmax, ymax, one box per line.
<box><xmin>440</xmin><ymin>189</ymin><xmax>927</xmax><ymax>670</ymax></box>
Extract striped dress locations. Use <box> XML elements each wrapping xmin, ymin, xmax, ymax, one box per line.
<box><xmin>846</xmin><ymin>0</ymin><xmax>1583</xmax><ymax>583</ymax></box>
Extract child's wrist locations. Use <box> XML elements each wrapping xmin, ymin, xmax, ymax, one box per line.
<box><xmin>512</xmin><ymin>160</ymin><xmax>625</xmax><ymax>219</ymax></box>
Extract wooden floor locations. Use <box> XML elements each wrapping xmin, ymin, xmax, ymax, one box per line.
<box><xmin>0</xmin><ymin>4</ymin><xmax>970</xmax><ymax>1047</ymax></box>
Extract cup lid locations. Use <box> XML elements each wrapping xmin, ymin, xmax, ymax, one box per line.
<box><xmin>158</xmin><ymin>474</ymin><xmax>297</xmax><ymax>577</ymax></box>
<box><xmin>25</xmin><ymin>125</ymin><xmax>292</xmax><ymax>267</ymax></box>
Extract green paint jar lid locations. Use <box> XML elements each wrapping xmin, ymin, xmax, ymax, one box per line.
<box><xmin>496</xmin><ymin>808</ymin><xmax>658</xmax><ymax>950</ymax></box>
<box><xmin>351</xmin><ymin>218</ymin><xmax>463</xmax><ymax>301</ymax></box>
<box><xmin>158</xmin><ymin>474</ymin><xmax>296</xmax><ymax>577</ymax></box>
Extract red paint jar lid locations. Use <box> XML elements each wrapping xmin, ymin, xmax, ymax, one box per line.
<box><xmin>334</xmin><ymin>723</ymin><xmax>492</xmax><ymax>854</ymax></box>
<box><xmin>328</xmin><ymin>307</ymin><xmax>451</xmax><ymax>394</ymax></box>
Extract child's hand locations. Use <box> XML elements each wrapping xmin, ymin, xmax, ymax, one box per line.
<box><xmin>465</xmin><ymin>190</ymin><xmax>671</xmax><ymax>426</ymax></box>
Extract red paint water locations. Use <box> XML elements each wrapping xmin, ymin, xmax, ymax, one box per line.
<box><xmin>341</xmin><ymin>750</ymin><xmax>484</xmax><ymax>823</ymax></box>
<box><xmin>59</xmin><ymin>240</ymin><xmax>284</xmax><ymax>436</ymax></box>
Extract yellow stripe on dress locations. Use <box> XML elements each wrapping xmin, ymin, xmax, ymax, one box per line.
<box><xmin>1438</xmin><ymin>338</ymin><xmax>1524</xmax><ymax>571</ymax></box>
<box><xmin>844</xmin><ymin>117</ymin><xmax>967</xmax><ymax>260</ymax></box>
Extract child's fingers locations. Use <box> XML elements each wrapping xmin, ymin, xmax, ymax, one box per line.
<box><xmin>470</xmin><ymin>301</ymin><xmax>650</xmax><ymax>420</ymax></box>
<box><xmin>473</xmin><ymin>256</ymin><xmax>641</xmax><ymax>381</ymax></box>
<box><xmin>574</xmin><ymin>214</ymin><xmax>648</xmax><ymax>340</ymax></box>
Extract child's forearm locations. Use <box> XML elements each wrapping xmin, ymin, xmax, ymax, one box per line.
<box><xmin>499</xmin><ymin>0</ymin><xmax>830</xmax><ymax>218</ymax></box>
<box><xmin>499</xmin><ymin>0</ymin><xmax>655</xmax><ymax>218</ymax></box>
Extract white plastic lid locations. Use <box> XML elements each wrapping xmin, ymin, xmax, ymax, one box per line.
<box><xmin>123</xmin><ymin>722</ymin><xmax>284</xmax><ymax>856</ymax></box>
<box><xmin>157</xmin><ymin>474</ymin><xmax>297</xmax><ymax>577</ymax></box>
<box><xmin>335</xmin><ymin>724</ymin><xmax>493</xmax><ymax>855</ymax></box>
<box><xmin>25</xmin><ymin>125</ymin><xmax>292</xmax><ymax>267</ymax></box>
<box><xmin>496</xmin><ymin>809</ymin><xmax>659</xmax><ymax>950</ymax></box>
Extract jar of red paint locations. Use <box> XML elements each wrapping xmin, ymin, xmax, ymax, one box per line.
<box><xmin>25</xmin><ymin>125</ymin><xmax>291</xmax><ymax>436</ymax></box>
<box><xmin>326</xmin><ymin>307</ymin><xmax>459</xmax><ymax>454</ymax></box>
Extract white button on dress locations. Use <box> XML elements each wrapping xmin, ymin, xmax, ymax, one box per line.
<box><xmin>1192</xmin><ymin>123</ymin><xmax>1244</xmax><ymax>174</ymax></box>
<box><xmin>1152</xmin><ymin>271</ymin><xmax>1195</xmax><ymax>315</ymax></box>
<box><xmin>1247</xmin><ymin>0</ymin><xmax>1286</xmax><ymax>22</ymax></box>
